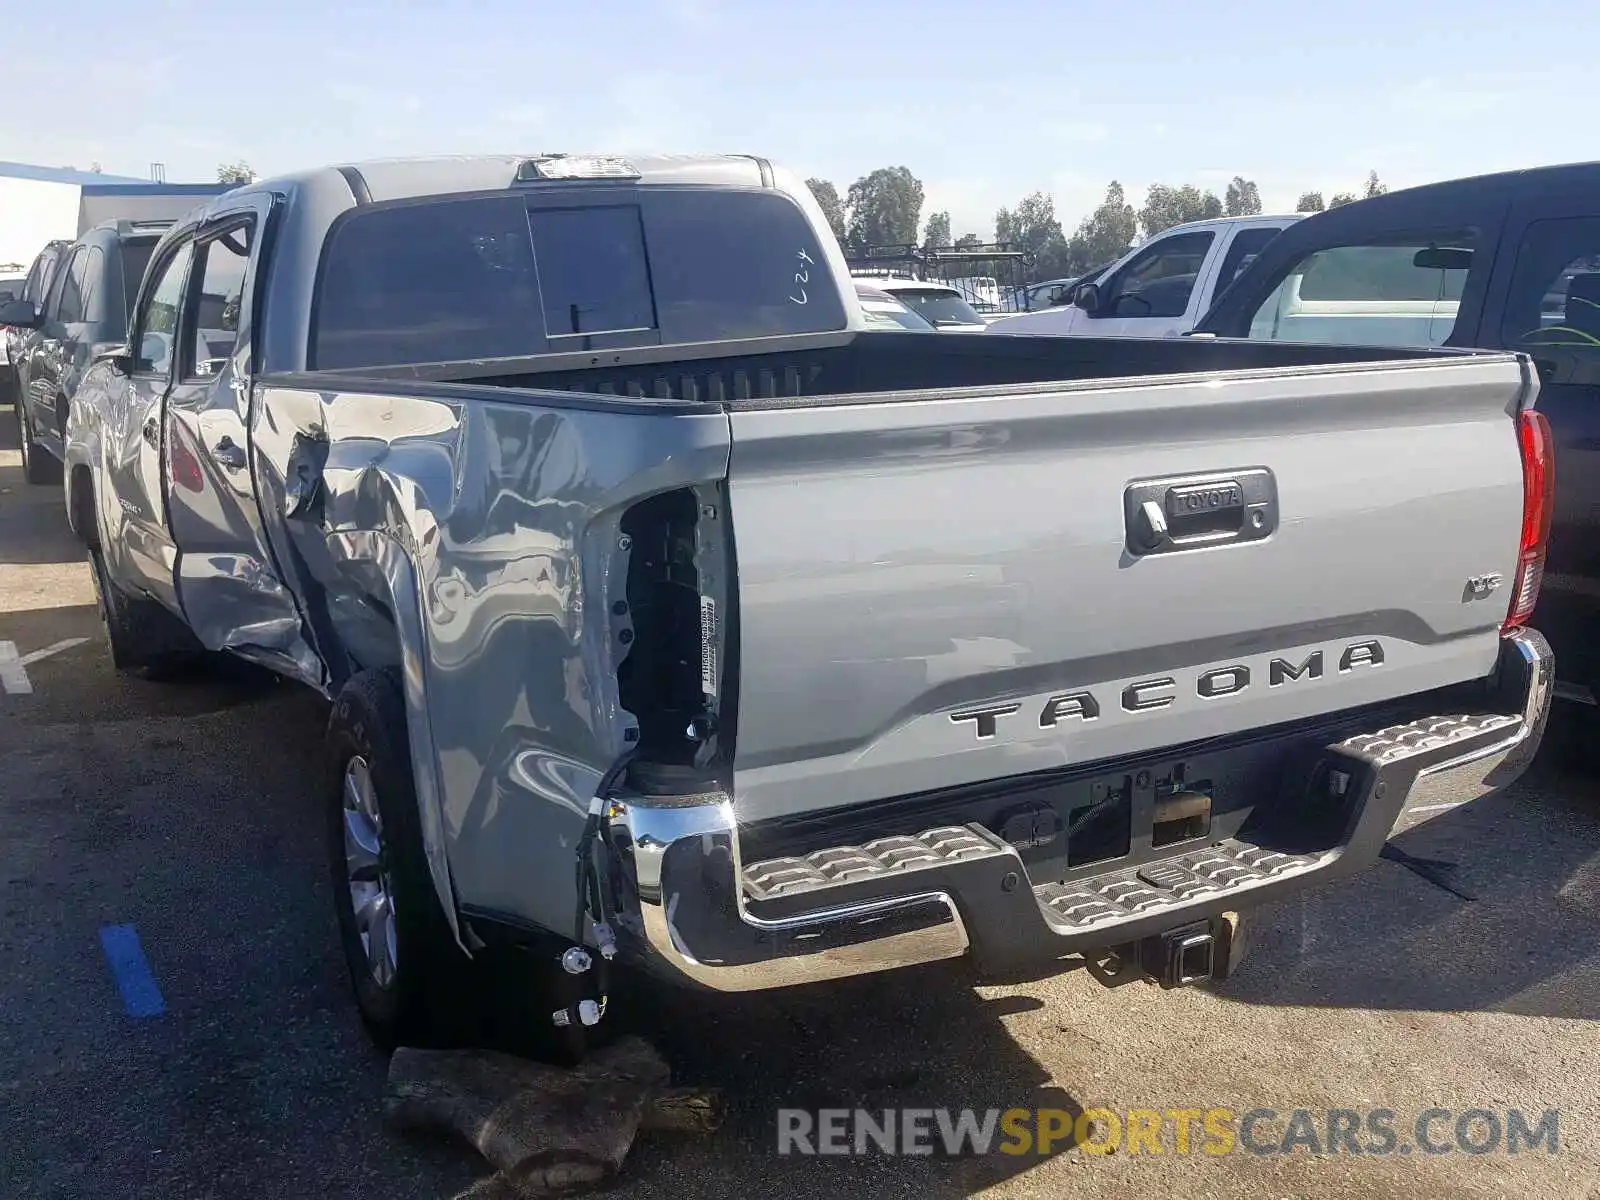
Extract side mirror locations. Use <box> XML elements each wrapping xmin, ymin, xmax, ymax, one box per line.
<box><xmin>0</xmin><ymin>298</ymin><xmax>41</xmax><ymax>329</ymax></box>
<box><xmin>93</xmin><ymin>343</ymin><xmax>134</xmax><ymax>374</ymax></box>
<box><xmin>1073</xmin><ymin>282</ymin><xmax>1101</xmax><ymax>315</ymax></box>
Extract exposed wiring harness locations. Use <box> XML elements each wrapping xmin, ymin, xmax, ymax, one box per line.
<box><xmin>572</xmin><ymin>748</ymin><xmax>637</xmax><ymax>979</ymax></box>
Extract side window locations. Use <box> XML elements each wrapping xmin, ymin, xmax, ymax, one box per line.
<box><xmin>51</xmin><ymin>248</ymin><xmax>88</xmax><ymax>324</ymax></box>
<box><xmin>1500</xmin><ymin>218</ymin><xmax>1600</xmax><ymax>363</ymax></box>
<box><xmin>1211</xmin><ymin>227</ymin><xmax>1284</xmax><ymax>301</ymax></box>
<box><xmin>79</xmin><ymin>247</ymin><xmax>104</xmax><ymax>323</ymax></box>
<box><xmin>133</xmin><ymin>243</ymin><xmax>195</xmax><ymax>376</ymax></box>
<box><xmin>1098</xmin><ymin>231</ymin><xmax>1215</xmax><ymax>319</ymax></box>
<box><xmin>185</xmin><ymin>224</ymin><xmax>253</xmax><ymax>380</ymax></box>
<box><xmin>1243</xmin><ymin>233</ymin><xmax>1475</xmax><ymax>348</ymax></box>
<box><xmin>23</xmin><ymin>255</ymin><xmax>50</xmax><ymax>305</ymax></box>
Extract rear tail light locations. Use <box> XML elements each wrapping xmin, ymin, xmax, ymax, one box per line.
<box><xmin>1504</xmin><ymin>410</ymin><xmax>1554</xmax><ymax>631</ymax></box>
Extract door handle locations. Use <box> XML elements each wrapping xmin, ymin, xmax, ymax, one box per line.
<box><xmin>1124</xmin><ymin>468</ymin><xmax>1278</xmax><ymax>557</ymax></box>
<box><xmin>213</xmin><ymin>435</ymin><xmax>247</xmax><ymax>472</ymax></box>
<box><xmin>142</xmin><ymin>417</ymin><xmax>159</xmax><ymax>447</ymax></box>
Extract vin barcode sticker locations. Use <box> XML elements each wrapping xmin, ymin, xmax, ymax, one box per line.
<box><xmin>700</xmin><ymin>596</ymin><xmax>718</xmax><ymax>696</ymax></box>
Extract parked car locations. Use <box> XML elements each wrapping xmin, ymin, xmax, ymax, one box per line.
<box><xmin>865</xmin><ymin>277</ymin><xmax>989</xmax><ymax>331</ymax></box>
<box><xmin>4</xmin><ymin>240</ymin><xmax>69</xmax><ymax>396</ymax></box>
<box><xmin>0</xmin><ymin>267</ymin><xmax>25</xmax><ymax>408</ymax></box>
<box><xmin>853</xmin><ymin>282</ymin><xmax>936</xmax><ymax>331</ymax></box>
<box><xmin>64</xmin><ymin>153</ymin><xmax>1548</xmax><ymax>1058</ymax></box>
<box><xmin>987</xmin><ymin>215</ymin><xmax>1300</xmax><ymax>339</ymax></box>
<box><xmin>0</xmin><ymin>220</ymin><xmax>170</xmax><ymax>483</ymax></box>
<box><xmin>1198</xmin><ymin>160</ymin><xmax>1600</xmax><ymax>712</ymax></box>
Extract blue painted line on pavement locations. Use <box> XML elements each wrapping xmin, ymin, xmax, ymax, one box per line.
<box><xmin>98</xmin><ymin>924</ymin><xmax>166</xmax><ymax>1018</ymax></box>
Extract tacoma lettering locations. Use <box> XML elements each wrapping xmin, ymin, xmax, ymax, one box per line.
<box><xmin>949</xmin><ymin>704</ymin><xmax>1020</xmax><ymax>739</ymax></box>
<box><xmin>950</xmin><ymin>639</ymin><xmax>1388</xmax><ymax>739</ymax></box>
<box><xmin>1039</xmin><ymin>691</ymin><xmax>1100</xmax><ymax>727</ymax></box>
<box><xmin>1270</xmin><ymin>651</ymin><xmax>1324</xmax><ymax>686</ymax></box>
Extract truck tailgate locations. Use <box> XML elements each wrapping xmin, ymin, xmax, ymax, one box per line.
<box><xmin>724</xmin><ymin>356</ymin><xmax>1532</xmax><ymax>821</ymax></box>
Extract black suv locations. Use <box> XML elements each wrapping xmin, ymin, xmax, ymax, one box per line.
<box><xmin>0</xmin><ymin>221</ymin><xmax>168</xmax><ymax>483</ymax></box>
<box><xmin>1199</xmin><ymin>160</ymin><xmax>1600</xmax><ymax>712</ymax></box>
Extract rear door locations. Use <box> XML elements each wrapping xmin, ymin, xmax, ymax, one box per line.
<box><xmin>107</xmin><ymin>238</ymin><xmax>194</xmax><ymax>604</ymax></box>
<box><xmin>1481</xmin><ymin>198</ymin><xmax>1600</xmax><ymax>689</ymax></box>
<box><xmin>163</xmin><ymin>195</ymin><xmax>313</xmax><ymax>675</ymax></box>
<box><xmin>1204</xmin><ymin>223</ymin><xmax>1290</xmax><ymax>312</ymax></box>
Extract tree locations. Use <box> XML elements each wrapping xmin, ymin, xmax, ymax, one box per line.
<box><xmin>1224</xmin><ymin>176</ymin><xmax>1261</xmax><ymax>217</ymax></box>
<box><xmin>805</xmin><ymin>178</ymin><xmax>847</xmax><ymax>245</ymax></box>
<box><xmin>995</xmin><ymin>191</ymin><xmax>1069</xmax><ymax>276</ymax></box>
<box><xmin>218</xmin><ymin>161</ymin><xmax>256</xmax><ymax>185</ymax></box>
<box><xmin>1328</xmin><ymin>192</ymin><xmax>1358</xmax><ymax>208</ymax></box>
<box><xmin>953</xmin><ymin>232</ymin><xmax>984</xmax><ymax>250</ymax></box>
<box><xmin>1363</xmin><ymin>170</ymin><xmax>1387</xmax><ymax>199</ymax></box>
<box><xmin>845</xmin><ymin>166</ymin><xmax>924</xmax><ymax>251</ymax></box>
<box><xmin>1064</xmin><ymin>181</ymin><xmax>1137</xmax><ymax>274</ymax></box>
<box><xmin>1295</xmin><ymin>191</ymin><xmax>1326</xmax><ymax>213</ymax></box>
<box><xmin>922</xmin><ymin>210</ymin><xmax>951</xmax><ymax>249</ymax></box>
<box><xmin>1139</xmin><ymin>183</ymin><xmax>1223</xmax><ymax>238</ymax></box>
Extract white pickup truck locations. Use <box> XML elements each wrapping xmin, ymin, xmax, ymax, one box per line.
<box><xmin>988</xmin><ymin>214</ymin><xmax>1300</xmax><ymax>339</ymax></box>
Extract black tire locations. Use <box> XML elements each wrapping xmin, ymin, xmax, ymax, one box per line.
<box><xmin>16</xmin><ymin>401</ymin><xmax>61</xmax><ymax>486</ymax></box>
<box><xmin>86</xmin><ymin>543</ymin><xmax>205</xmax><ymax>680</ymax></box>
<box><xmin>327</xmin><ymin>668</ymin><xmax>480</xmax><ymax>1050</ymax></box>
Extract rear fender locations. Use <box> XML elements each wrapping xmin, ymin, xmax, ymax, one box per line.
<box><xmin>325</xmin><ymin>528</ymin><xmax>463</xmax><ymax>951</ymax></box>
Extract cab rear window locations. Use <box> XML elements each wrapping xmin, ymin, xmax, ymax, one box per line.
<box><xmin>312</xmin><ymin>188</ymin><xmax>845</xmax><ymax>370</ymax></box>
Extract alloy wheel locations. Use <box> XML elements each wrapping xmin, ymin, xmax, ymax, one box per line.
<box><xmin>342</xmin><ymin>755</ymin><xmax>398</xmax><ymax>989</ymax></box>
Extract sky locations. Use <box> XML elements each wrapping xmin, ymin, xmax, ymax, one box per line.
<box><xmin>6</xmin><ymin>0</ymin><xmax>1599</xmax><ymax>240</ymax></box>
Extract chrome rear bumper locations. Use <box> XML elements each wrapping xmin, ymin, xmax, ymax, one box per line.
<box><xmin>606</xmin><ymin>629</ymin><xmax>1551</xmax><ymax>992</ymax></box>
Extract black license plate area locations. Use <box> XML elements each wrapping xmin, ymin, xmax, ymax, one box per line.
<box><xmin>1006</xmin><ymin>756</ymin><xmax>1258</xmax><ymax>886</ymax></box>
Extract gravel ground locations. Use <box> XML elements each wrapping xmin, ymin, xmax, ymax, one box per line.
<box><xmin>2</xmin><ymin>423</ymin><xmax>1596</xmax><ymax>1200</ymax></box>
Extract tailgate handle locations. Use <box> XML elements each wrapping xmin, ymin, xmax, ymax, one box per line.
<box><xmin>1125</xmin><ymin>468</ymin><xmax>1277</xmax><ymax>557</ymax></box>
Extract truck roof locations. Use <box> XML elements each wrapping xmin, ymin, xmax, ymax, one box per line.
<box><xmin>257</xmin><ymin>154</ymin><xmax>774</xmax><ymax>204</ymax></box>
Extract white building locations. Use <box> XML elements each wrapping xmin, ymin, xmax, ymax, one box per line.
<box><xmin>0</xmin><ymin>162</ymin><xmax>232</xmax><ymax>272</ymax></box>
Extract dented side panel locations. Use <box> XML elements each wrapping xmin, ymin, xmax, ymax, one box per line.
<box><xmin>248</xmin><ymin>382</ymin><xmax>732</xmax><ymax>938</ymax></box>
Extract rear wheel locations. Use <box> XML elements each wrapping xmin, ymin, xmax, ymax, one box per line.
<box><xmin>328</xmin><ymin>668</ymin><xmax>478</xmax><ymax>1050</ymax></box>
<box><xmin>16</xmin><ymin>401</ymin><xmax>60</xmax><ymax>486</ymax></box>
<box><xmin>327</xmin><ymin>667</ymin><xmax>592</xmax><ymax>1059</ymax></box>
<box><xmin>86</xmin><ymin>543</ymin><xmax>204</xmax><ymax>679</ymax></box>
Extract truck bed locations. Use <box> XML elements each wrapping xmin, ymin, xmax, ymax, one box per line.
<box><xmin>319</xmin><ymin>329</ymin><xmax>1460</xmax><ymax>407</ymax></box>
<box><xmin>254</xmin><ymin>332</ymin><xmax>1534</xmax><ymax>838</ymax></box>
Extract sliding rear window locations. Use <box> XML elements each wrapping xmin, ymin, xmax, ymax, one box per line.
<box><xmin>312</xmin><ymin>188</ymin><xmax>844</xmax><ymax>370</ymax></box>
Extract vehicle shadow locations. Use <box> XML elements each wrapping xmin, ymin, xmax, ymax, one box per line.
<box><xmin>0</xmin><ymin>603</ymin><xmax>289</xmax><ymax>726</ymax></box>
<box><xmin>1209</xmin><ymin>747</ymin><xmax>1600</xmax><ymax>1020</ymax></box>
<box><xmin>616</xmin><ymin>966</ymin><xmax>1085</xmax><ymax>1196</ymax></box>
<box><xmin>0</xmin><ymin>411</ymin><xmax>82</xmax><ymax>567</ymax></box>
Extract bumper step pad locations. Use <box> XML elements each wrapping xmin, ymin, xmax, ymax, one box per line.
<box><xmin>1033</xmin><ymin>840</ymin><xmax>1320</xmax><ymax>931</ymax></box>
<box><xmin>742</xmin><ymin>826</ymin><xmax>1006</xmax><ymax>901</ymax></box>
<box><xmin>1335</xmin><ymin>712</ymin><xmax>1521</xmax><ymax>766</ymax></box>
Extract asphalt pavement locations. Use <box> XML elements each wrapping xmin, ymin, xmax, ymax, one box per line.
<box><xmin>2</xmin><ymin>418</ymin><xmax>1598</xmax><ymax>1199</ymax></box>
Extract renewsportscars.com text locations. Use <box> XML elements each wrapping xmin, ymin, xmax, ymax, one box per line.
<box><xmin>776</xmin><ymin>1106</ymin><xmax>1560</xmax><ymax>1158</ymax></box>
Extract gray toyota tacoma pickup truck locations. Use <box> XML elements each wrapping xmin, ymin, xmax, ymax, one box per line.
<box><xmin>62</xmin><ymin>154</ymin><xmax>1554</xmax><ymax>1052</ymax></box>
